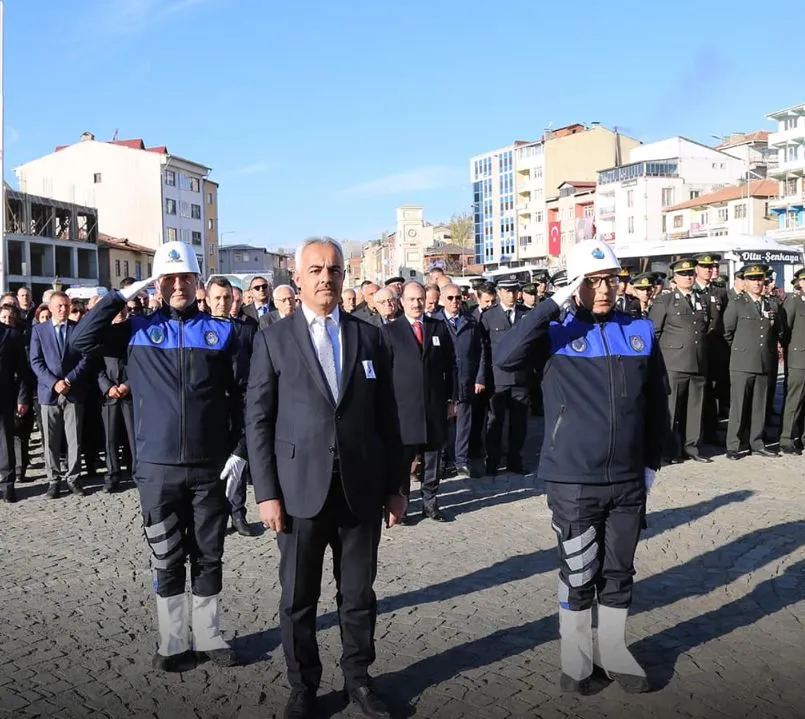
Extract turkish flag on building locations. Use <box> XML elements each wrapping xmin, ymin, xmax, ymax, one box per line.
<box><xmin>548</xmin><ymin>221</ymin><xmax>561</xmax><ymax>255</ymax></box>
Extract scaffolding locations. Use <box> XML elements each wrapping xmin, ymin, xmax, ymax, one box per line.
<box><xmin>5</xmin><ymin>189</ymin><xmax>98</xmax><ymax>245</ymax></box>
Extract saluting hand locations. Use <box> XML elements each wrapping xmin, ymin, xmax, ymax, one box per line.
<box><xmin>259</xmin><ymin>499</ymin><xmax>286</xmax><ymax>533</ymax></box>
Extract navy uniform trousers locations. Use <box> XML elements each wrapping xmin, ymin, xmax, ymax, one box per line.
<box><xmin>546</xmin><ymin>479</ymin><xmax>646</xmax><ymax>610</ymax></box>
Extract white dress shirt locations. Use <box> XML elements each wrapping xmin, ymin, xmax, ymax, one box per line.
<box><xmin>301</xmin><ymin>302</ymin><xmax>343</xmax><ymax>383</ymax></box>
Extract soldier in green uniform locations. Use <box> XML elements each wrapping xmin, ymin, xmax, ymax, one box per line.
<box><xmin>723</xmin><ymin>263</ymin><xmax>785</xmax><ymax>460</ymax></box>
<box><xmin>779</xmin><ymin>267</ymin><xmax>805</xmax><ymax>454</ymax></box>
<box><xmin>727</xmin><ymin>269</ymin><xmax>745</xmax><ymax>302</ymax></box>
<box><xmin>615</xmin><ymin>267</ymin><xmax>641</xmax><ymax>317</ymax></box>
<box><xmin>649</xmin><ymin>258</ymin><xmax>712</xmax><ymax>463</ymax></box>
<box><xmin>521</xmin><ymin>283</ymin><xmax>538</xmax><ymax>309</ymax></box>
<box><xmin>630</xmin><ymin>273</ymin><xmax>655</xmax><ymax>318</ymax></box>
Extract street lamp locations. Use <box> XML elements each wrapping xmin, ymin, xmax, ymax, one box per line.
<box><xmin>52</xmin><ymin>277</ymin><xmax>63</xmax><ymax>291</ymax></box>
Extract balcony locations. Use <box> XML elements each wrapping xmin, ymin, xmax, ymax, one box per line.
<box><xmin>768</xmin><ymin>192</ymin><xmax>805</xmax><ymax>209</ymax></box>
<box><xmin>767</xmin><ymin>226</ymin><xmax>805</xmax><ymax>243</ymax></box>
<box><xmin>768</xmin><ymin>128</ymin><xmax>805</xmax><ymax>147</ymax></box>
<box><xmin>598</xmin><ymin>205</ymin><xmax>616</xmax><ymax>219</ymax></box>
<box><xmin>517</xmin><ymin>202</ymin><xmax>532</xmax><ymax>216</ymax></box>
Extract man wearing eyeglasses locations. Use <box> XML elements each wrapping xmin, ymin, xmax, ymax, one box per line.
<box><xmin>263</xmin><ymin>285</ymin><xmax>297</xmax><ymax>328</ymax></box>
<box><xmin>241</xmin><ymin>276</ymin><xmax>274</xmax><ymax>324</ymax></box>
<box><xmin>649</xmin><ymin>258</ymin><xmax>711</xmax><ymax>464</ymax></box>
<box><xmin>494</xmin><ymin>240</ymin><xmax>667</xmax><ymax>696</ymax></box>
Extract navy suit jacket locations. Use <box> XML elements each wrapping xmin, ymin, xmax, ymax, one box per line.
<box><xmin>29</xmin><ymin>320</ymin><xmax>90</xmax><ymax>405</ymax></box>
<box><xmin>438</xmin><ymin>311</ymin><xmax>490</xmax><ymax>402</ymax></box>
<box><xmin>246</xmin><ymin>308</ymin><xmax>407</xmax><ymax>520</ymax></box>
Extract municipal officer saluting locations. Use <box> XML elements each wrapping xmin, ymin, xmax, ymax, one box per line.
<box><xmin>495</xmin><ymin>240</ymin><xmax>667</xmax><ymax>695</ymax></box>
<box><xmin>649</xmin><ymin>258</ymin><xmax>711</xmax><ymax>463</ymax></box>
<box><xmin>71</xmin><ymin>242</ymin><xmax>246</xmax><ymax>671</ymax></box>
<box><xmin>722</xmin><ymin>263</ymin><xmax>785</xmax><ymax>459</ymax></box>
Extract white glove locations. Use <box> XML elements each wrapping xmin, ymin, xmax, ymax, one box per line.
<box><xmin>644</xmin><ymin>467</ymin><xmax>656</xmax><ymax>493</ymax></box>
<box><xmin>119</xmin><ymin>277</ymin><xmax>156</xmax><ymax>301</ymax></box>
<box><xmin>551</xmin><ymin>275</ymin><xmax>584</xmax><ymax>309</ymax></box>
<box><xmin>220</xmin><ymin>454</ymin><xmax>248</xmax><ymax>503</ymax></box>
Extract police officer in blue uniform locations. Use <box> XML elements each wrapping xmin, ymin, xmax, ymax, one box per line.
<box><xmin>495</xmin><ymin>240</ymin><xmax>667</xmax><ymax>695</ymax></box>
<box><xmin>71</xmin><ymin>242</ymin><xmax>247</xmax><ymax>672</ymax></box>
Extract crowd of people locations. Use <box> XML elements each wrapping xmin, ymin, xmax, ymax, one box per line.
<box><xmin>1</xmin><ymin>235</ymin><xmax>803</xmax><ymax>718</ymax></box>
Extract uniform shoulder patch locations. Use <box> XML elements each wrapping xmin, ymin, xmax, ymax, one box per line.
<box><xmin>629</xmin><ymin>335</ymin><xmax>645</xmax><ymax>352</ymax></box>
<box><xmin>147</xmin><ymin>326</ymin><xmax>165</xmax><ymax>344</ymax></box>
<box><xmin>570</xmin><ymin>337</ymin><xmax>587</xmax><ymax>353</ymax></box>
<box><xmin>204</xmin><ymin>330</ymin><xmax>219</xmax><ymax>346</ymax></box>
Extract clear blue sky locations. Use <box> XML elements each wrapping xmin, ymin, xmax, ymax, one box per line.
<box><xmin>5</xmin><ymin>0</ymin><xmax>805</xmax><ymax>250</ymax></box>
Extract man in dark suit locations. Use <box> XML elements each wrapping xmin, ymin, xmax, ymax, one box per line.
<box><xmin>97</xmin><ymin>303</ymin><xmax>136</xmax><ymax>493</ymax></box>
<box><xmin>384</xmin><ymin>281</ymin><xmax>456</xmax><ymax>522</ymax></box>
<box><xmin>437</xmin><ymin>283</ymin><xmax>489</xmax><ymax>478</ymax></box>
<box><xmin>246</xmin><ymin>237</ymin><xmax>407</xmax><ymax>719</ymax></box>
<box><xmin>479</xmin><ymin>277</ymin><xmax>531</xmax><ymax>475</ymax></box>
<box><xmin>649</xmin><ymin>258</ymin><xmax>711</xmax><ymax>463</ymax></box>
<box><xmin>0</xmin><ymin>318</ymin><xmax>32</xmax><ymax>503</ymax></box>
<box><xmin>241</xmin><ymin>275</ymin><xmax>273</xmax><ymax>323</ymax></box>
<box><xmin>615</xmin><ymin>268</ymin><xmax>642</xmax><ymax>317</ymax></box>
<box><xmin>723</xmin><ymin>263</ymin><xmax>785</xmax><ymax>459</ymax></box>
<box><xmin>261</xmin><ymin>284</ymin><xmax>296</xmax><ymax>329</ymax></box>
<box><xmin>29</xmin><ymin>291</ymin><xmax>91</xmax><ymax>498</ymax></box>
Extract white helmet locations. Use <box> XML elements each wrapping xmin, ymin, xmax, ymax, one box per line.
<box><xmin>566</xmin><ymin>239</ymin><xmax>620</xmax><ymax>280</ymax></box>
<box><xmin>152</xmin><ymin>241</ymin><xmax>201</xmax><ymax>278</ymax></box>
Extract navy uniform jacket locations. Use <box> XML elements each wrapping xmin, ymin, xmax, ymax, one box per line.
<box><xmin>480</xmin><ymin>304</ymin><xmax>531</xmax><ymax>389</ymax></box>
<box><xmin>70</xmin><ymin>292</ymin><xmax>245</xmax><ymax>467</ymax></box>
<box><xmin>494</xmin><ymin>299</ymin><xmax>668</xmax><ymax>484</ymax></box>
<box><xmin>383</xmin><ymin>315</ymin><xmax>456</xmax><ymax>447</ymax></box>
<box><xmin>245</xmin><ymin>309</ymin><xmax>406</xmax><ymax>521</ymax></box>
<box><xmin>434</xmin><ymin>311</ymin><xmax>490</xmax><ymax>402</ymax></box>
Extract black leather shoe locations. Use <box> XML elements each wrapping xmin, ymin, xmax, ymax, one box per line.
<box><xmin>284</xmin><ymin>689</ymin><xmax>316</xmax><ymax>719</ymax></box>
<box><xmin>45</xmin><ymin>483</ymin><xmax>60</xmax><ymax>499</ymax></box>
<box><xmin>726</xmin><ymin>451</ymin><xmax>741</xmax><ymax>461</ymax></box>
<box><xmin>686</xmin><ymin>454</ymin><xmax>712</xmax><ymax>464</ymax></box>
<box><xmin>67</xmin><ymin>481</ymin><xmax>85</xmax><ymax>497</ymax></box>
<box><xmin>345</xmin><ymin>684</ymin><xmax>392</xmax><ymax>719</ymax></box>
<box><xmin>484</xmin><ymin>463</ymin><xmax>498</xmax><ymax>477</ymax></box>
<box><xmin>151</xmin><ymin>650</ymin><xmax>196</xmax><ymax>673</ymax></box>
<box><xmin>424</xmin><ymin>509</ymin><xmax>448</xmax><ymax>522</ymax></box>
<box><xmin>454</xmin><ymin>466</ymin><xmax>471</xmax><ymax>479</ymax></box>
<box><xmin>505</xmin><ymin>465</ymin><xmax>526</xmax><ymax>475</ymax></box>
<box><xmin>560</xmin><ymin>672</ymin><xmax>593</xmax><ymax>695</ymax></box>
<box><xmin>104</xmin><ymin>482</ymin><xmax>119</xmax><ymax>494</ymax></box>
<box><xmin>232</xmin><ymin>516</ymin><xmax>258</xmax><ymax>537</ymax></box>
<box><xmin>780</xmin><ymin>446</ymin><xmax>802</xmax><ymax>456</ymax></box>
<box><xmin>753</xmin><ymin>448</ymin><xmax>778</xmax><ymax>458</ymax></box>
<box><xmin>198</xmin><ymin>646</ymin><xmax>240</xmax><ymax>667</ymax></box>
<box><xmin>2</xmin><ymin>486</ymin><xmax>16</xmax><ymax>503</ymax></box>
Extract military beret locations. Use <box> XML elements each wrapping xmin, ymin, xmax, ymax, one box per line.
<box><xmin>738</xmin><ymin>263</ymin><xmax>770</xmax><ymax>279</ymax></box>
<box><xmin>694</xmin><ymin>253</ymin><xmax>720</xmax><ymax>266</ymax></box>
<box><xmin>670</xmin><ymin>258</ymin><xmax>697</xmax><ymax>272</ymax></box>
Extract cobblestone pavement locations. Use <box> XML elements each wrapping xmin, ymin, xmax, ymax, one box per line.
<box><xmin>1</xmin><ymin>420</ymin><xmax>804</xmax><ymax>719</ymax></box>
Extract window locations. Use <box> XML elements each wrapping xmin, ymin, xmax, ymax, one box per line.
<box><xmin>788</xmin><ymin>146</ymin><xmax>798</xmax><ymax>162</ymax></box>
<box><xmin>662</xmin><ymin>215</ymin><xmax>666</xmax><ymax>233</ymax></box>
<box><xmin>93</xmin><ymin>173</ymin><xmax>102</xmax><ymax>183</ymax></box>
<box><xmin>165</xmin><ymin>198</ymin><xmax>177</xmax><ymax>215</ymax></box>
<box><xmin>673</xmin><ymin>214</ymin><xmax>683</xmax><ymax>228</ymax></box>
<box><xmin>191</xmin><ymin>204</ymin><xmax>201</xmax><ymax>219</ymax></box>
<box><xmin>115</xmin><ymin>259</ymin><xmax>121</xmax><ymax>277</ymax></box>
<box><xmin>206</xmin><ymin>192</ymin><xmax>214</xmax><ymax>205</ymax></box>
<box><xmin>583</xmin><ymin>204</ymin><xmax>594</xmax><ymax>218</ymax></box>
<box><xmin>661</xmin><ymin>188</ymin><xmax>675</xmax><ymax>207</ymax></box>
<box><xmin>626</xmin><ymin>190</ymin><xmax>634</xmax><ymax>208</ymax></box>
<box><xmin>786</xmin><ymin>178</ymin><xmax>798</xmax><ymax>196</ymax></box>
<box><xmin>165</xmin><ymin>170</ymin><xmax>176</xmax><ymax>186</ymax></box>
<box><xmin>717</xmin><ymin>208</ymin><xmax>728</xmax><ymax>222</ymax></box>
<box><xmin>135</xmin><ymin>261</ymin><xmax>142</xmax><ymax>280</ymax></box>
<box><xmin>166</xmin><ymin>227</ymin><xmax>177</xmax><ymax>242</ymax></box>
<box><xmin>627</xmin><ymin>216</ymin><xmax>635</xmax><ymax>234</ymax></box>
<box><xmin>689</xmin><ymin>190</ymin><xmax>701</xmax><ymax>200</ymax></box>
<box><xmin>123</xmin><ymin>260</ymin><xmax>129</xmax><ymax>277</ymax></box>
<box><xmin>784</xmin><ymin>117</ymin><xmax>798</xmax><ymax>131</ymax></box>
<box><xmin>190</xmin><ymin>177</ymin><xmax>200</xmax><ymax>192</ymax></box>
<box><xmin>180</xmin><ymin>229</ymin><xmax>192</xmax><ymax>244</ymax></box>
<box><xmin>179</xmin><ymin>173</ymin><xmax>190</xmax><ymax>190</ymax></box>
<box><xmin>734</xmin><ymin>203</ymin><xmax>747</xmax><ymax>219</ymax></box>
<box><xmin>535</xmin><ymin>210</ymin><xmax>544</xmax><ymax>223</ymax></box>
<box><xmin>192</xmin><ymin>231</ymin><xmax>202</xmax><ymax>245</ymax></box>
<box><xmin>699</xmin><ymin>212</ymin><xmax>708</xmax><ymax>226</ymax></box>
<box><xmin>147</xmin><ymin>262</ymin><xmax>152</xmax><ymax>276</ymax></box>
<box><xmin>207</xmin><ymin>218</ymin><xmax>215</xmax><ymax>231</ymax></box>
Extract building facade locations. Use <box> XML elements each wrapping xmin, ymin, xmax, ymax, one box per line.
<box><xmin>544</xmin><ymin>181</ymin><xmax>597</xmax><ymax>266</ymax></box>
<box><xmin>203</xmin><ymin>179</ymin><xmax>219</xmax><ymax>275</ymax></box>
<box><xmin>662</xmin><ymin>180</ymin><xmax>778</xmax><ymax>240</ymax></box>
<box><xmin>14</xmin><ymin>133</ymin><xmax>215</xmax><ymax>274</ymax></box>
<box><xmin>98</xmin><ymin>234</ymin><xmax>155</xmax><ymax>289</ymax></box>
<box><xmin>715</xmin><ymin>131</ymin><xmax>777</xmax><ymax>178</ymax></box>
<box><xmin>596</xmin><ymin>137</ymin><xmax>747</xmax><ymax>254</ymax></box>
<box><xmin>393</xmin><ymin>206</ymin><xmax>433</xmax><ymax>280</ymax></box>
<box><xmin>3</xmin><ymin>189</ymin><xmax>99</xmax><ymax>298</ymax></box>
<box><xmin>766</xmin><ymin>103</ymin><xmax>805</xmax><ymax>245</ymax></box>
<box><xmin>217</xmin><ymin>244</ymin><xmax>291</xmax><ymax>286</ymax></box>
<box><xmin>471</xmin><ymin>143</ymin><xmax>518</xmax><ymax>266</ymax></box>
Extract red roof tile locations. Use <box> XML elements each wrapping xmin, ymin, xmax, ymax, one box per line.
<box><xmin>665</xmin><ymin>179</ymin><xmax>778</xmax><ymax>211</ymax></box>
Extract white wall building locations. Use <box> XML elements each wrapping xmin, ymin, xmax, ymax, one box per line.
<box><xmin>14</xmin><ymin>133</ymin><xmax>214</xmax><ymax>274</ymax></box>
<box><xmin>470</xmin><ymin>143</ymin><xmax>518</xmax><ymax>267</ymax></box>
<box><xmin>393</xmin><ymin>206</ymin><xmax>434</xmax><ymax>279</ymax></box>
<box><xmin>766</xmin><ymin>102</ymin><xmax>805</xmax><ymax>245</ymax></box>
<box><xmin>514</xmin><ymin>141</ymin><xmax>546</xmax><ymax>261</ymax></box>
<box><xmin>596</xmin><ymin>137</ymin><xmax>747</xmax><ymax>252</ymax></box>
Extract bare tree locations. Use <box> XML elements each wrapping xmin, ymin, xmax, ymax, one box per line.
<box><xmin>448</xmin><ymin>211</ymin><xmax>474</xmax><ymax>253</ymax></box>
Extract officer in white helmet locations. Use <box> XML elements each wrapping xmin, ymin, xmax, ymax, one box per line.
<box><xmin>494</xmin><ymin>240</ymin><xmax>667</xmax><ymax>694</ymax></box>
<box><xmin>71</xmin><ymin>241</ymin><xmax>246</xmax><ymax>672</ymax></box>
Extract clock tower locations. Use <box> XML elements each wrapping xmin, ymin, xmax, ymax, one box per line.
<box><xmin>395</xmin><ymin>205</ymin><xmax>430</xmax><ymax>281</ymax></box>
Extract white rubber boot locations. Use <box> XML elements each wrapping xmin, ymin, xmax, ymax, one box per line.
<box><xmin>594</xmin><ymin>605</ymin><xmax>649</xmax><ymax>693</ymax></box>
<box><xmin>191</xmin><ymin>594</ymin><xmax>238</xmax><ymax>666</ymax></box>
<box><xmin>153</xmin><ymin>594</ymin><xmax>193</xmax><ymax>672</ymax></box>
<box><xmin>558</xmin><ymin>607</ymin><xmax>593</xmax><ymax>693</ymax></box>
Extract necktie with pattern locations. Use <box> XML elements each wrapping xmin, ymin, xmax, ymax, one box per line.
<box><xmin>311</xmin><ymin>316</ymin><xmax>338</xmax><ymax>402</ymax></box>
<box><xmin>413</xmin><ymin>320</ymin><xmax>423</xmax><ymax>345</ymax></box>
<box><xmin>56</xmin><ymin>324</ymin><xmax>65</xmax><ymax>356</ymax></box>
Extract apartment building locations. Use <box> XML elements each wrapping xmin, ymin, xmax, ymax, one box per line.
<box><xmin>473</xmin><ymin>124</ymin><xmax>641</xmax><ymax>268</ymax></box>
<box><xmin>662</xmin><ymin>179</ymin><xmax>778</xmax><ymax>240</ymax></box>
<box><xmin>715</xmin><ymin>131</ymin><xmax>777</xmax><ymax>178</ymax></box>
<box><xmin>544</xmin><ymin>181</ymin><xmax>597</xmax><ymax>265</ymax></box>
<box><xmin>203</xmin><ymin>179</ymin><xmax>219</xmax><ymax>274</ymax></box>
<box><xmin>14</xmin><ymin>132</ymin><xmax>216</xmax><ymax>275</ymax></box>
<box><xmin>766</xmin><ymin>102</ymin><xmax>805</xmax><ymax>245</ymax></box>
<box><xmin>596</xmin><ymin>137</ymin><xmax>747</xmax><ymax>253</ymax></box>
<box><xmin>3</xmin><ymin>188</ymin><xmax>99</xmax><ymax>297</ymax></box>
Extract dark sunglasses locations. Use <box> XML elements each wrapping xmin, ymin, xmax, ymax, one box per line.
<box><xmin>251</xmin><ymin>283</ymin><xmax>268</xmax><ymax>291</ymax></box>
<box><xmin>444</xmin><ymin>295</ymin><xmax>461</xmax><ymax>300</ymax></box>
<box><xmin>674</xmin><ymin>270</ymin><xmax>695</xmax><ymax>277</ymax></box>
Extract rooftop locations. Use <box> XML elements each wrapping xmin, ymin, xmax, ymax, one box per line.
<box><xmin>767</xmin><ymin>102</ymin><xmax>805</xmax><ymax>120</ymax></box>
<box><xmin>53</xmin><ymin>133</ymin><xmax>210</xmax><ymax>170</ymax></box>
<box><xmin>98</xmin><ymin>233</ymin><xmax>154</xmax><ymax>254</ymax></box>
<box><xmin>665</xmin><ymin>179</ymin><xmax>779</xmax><ymax>212</ymax></box>
<box><xmin>715</xmin><ymin>130</ymin><xmax>771</xmax><ymax>148</ymax></box>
